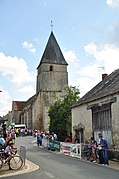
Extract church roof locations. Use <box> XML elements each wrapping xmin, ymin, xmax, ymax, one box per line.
<box><xmin>72</xmin><ymin>69</ymin><xmax>119</xmax><ymax>107</ymax></box>
<box><xmin>37</xmin><ymin>32</ymin><xmax>68</xmax><ymax>68</ymax></box>
<box><xmin>12</xmin><ymin>101</ymin><xmax>26</xmax><ymax>111</ymax></box>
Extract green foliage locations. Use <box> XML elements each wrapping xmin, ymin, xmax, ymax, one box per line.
<box><xmin>48</xmin><ymin>86</ymin><xmax>80</xmax><ymax>141</ymax></box>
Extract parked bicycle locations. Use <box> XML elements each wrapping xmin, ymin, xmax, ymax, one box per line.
<box><xmin>81</xmin><ymin>144</ymin><xmax>99</xmax><ymax>163</ymax></box>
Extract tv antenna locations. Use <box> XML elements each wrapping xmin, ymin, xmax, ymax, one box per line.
<box><xmin>98</xmin><ymin>66</ymin><xmax>105</xmax><ymax>73</ymax></box>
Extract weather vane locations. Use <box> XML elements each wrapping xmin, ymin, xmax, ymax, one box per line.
<box><xmin>50</xmin><ymin>21</ymin><xmax>54</xmax><ymax>32</ymax></box>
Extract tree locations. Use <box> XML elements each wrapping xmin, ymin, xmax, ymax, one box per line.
<box><xmin>48</xmin><ymin>86</ymin><xmax>80</xmax><ymax>141</ymax></box>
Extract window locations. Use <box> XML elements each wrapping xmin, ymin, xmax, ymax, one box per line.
<box><xmin>50</xmin><ymin>65</ymin><xmax>53</xmax><ymax>71</ymax></box>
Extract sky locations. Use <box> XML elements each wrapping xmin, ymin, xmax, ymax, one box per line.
<box><xmin>0</xmin><ymin>0</ymin><xmax>119</xmax><ymax>116</ymax></box>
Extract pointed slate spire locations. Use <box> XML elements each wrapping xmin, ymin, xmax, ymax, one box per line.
<box><xmin>37</xmin><ymin>32</ymin><xmax>68</xmax><ymax>69</ymax></box>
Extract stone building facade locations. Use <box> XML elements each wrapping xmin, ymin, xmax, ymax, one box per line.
<box><xmin>20</xmin><ymin>95</ymin><xmax>36</xmax><ymax>129</ymax></box>
<box><xmin>71</xmin><ymin>70</ymin><xmax>119</xmax><ymax>147</ymax></box>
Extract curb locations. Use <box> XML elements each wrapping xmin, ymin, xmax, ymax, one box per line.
<box><xmin>0</xmin><ymin>159</ymin><xmax>39</xmax><ymax>178</ymax></box>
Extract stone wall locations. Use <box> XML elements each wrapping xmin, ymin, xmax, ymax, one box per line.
<box><xmin>34</xmin><ymin>90</ymin><xmax>66</xmax><ymax>131</ymax></box>
<box><xmin>72</xmin><ymin>94</ymin><xmax>119</xmax><ymax>146</ymax></box>
<box><xmin>37</xmin><ymin>63</ymin><xmax>68</xmax><ymax>93</ymax></box>
<box><xmin>72</xmin><ymin>104</ymin><xmax>92</xmax><ymax>142</ymax></box>
<box><xmin>111</xmin><ymin>95</ymin><xmax>119</xmax><ymax>146</ymax></box>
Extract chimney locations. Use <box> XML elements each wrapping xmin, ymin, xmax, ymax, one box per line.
<box><xmin>102</xmin><ymin>73</ymin><xmax>108</xmax><ymax>80</ymax></box>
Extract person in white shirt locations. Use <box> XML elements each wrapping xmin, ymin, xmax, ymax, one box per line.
<box><xmin>0</xmin><ymin>134</ymin><xmax>5</xmax><ymax>149</ymax></box>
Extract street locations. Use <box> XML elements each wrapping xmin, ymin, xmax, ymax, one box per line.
<box><xmin>2</xmin><ymin>136</ymin><xmax>119</xmax><ymax>179</ymax></box>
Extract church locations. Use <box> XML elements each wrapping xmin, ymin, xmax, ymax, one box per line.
<box><xmin>7</xmin><ymin>31</ymin><xmax>68</xmax><ymax>132</ymax></box>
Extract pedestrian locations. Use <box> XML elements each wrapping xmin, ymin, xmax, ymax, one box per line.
<box><xmin>51</xmin><ymin>132</ymin><xmax>58</xmax><ymax>141</ymax></box>
<box><xmin>0</xmin><ymin>133</ymin><xmax>5</xmax><ymax>149</ymax></box>
<box><xmin>15</xmin><ymin>128</ymin><xmax>19</xmax><ymax>137</ymax></box>
<box><xmin>74</xmin><ymin>135</ymin><xmax>80</xmax><ymax>143</ymax></box>
<box><xmin>65</xmin><ymin>136</ymin><xmax>72</xmax><ymax>143</ymax></box>
<box><xmin>89</xmin><ymin>137</ymin><xmax>97</xmax><ymax>162</ymax></box>
<box><xmin>36</xmin><ymin>132</ymin><xmax>42</xmax><ymax>146</ymax></box>
<box><xmin>2</xmin><ymin>124</ymin><xmax>7</xmax><ymax>141</ymax></box>
<box><xmin>10</xmin><ymin>128</ymin><xmax>16</xmax><ymax>143</ymax></box>
<box><xmin>97</xmin><ymin>133</ymin><xmax>109</xmax><ymax>165</ymax></box>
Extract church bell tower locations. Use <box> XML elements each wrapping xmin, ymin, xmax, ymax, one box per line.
<box><xmin>35</xmin><ymin>31</ymin><xmax>68</xmax><ymax>131</ymax></box>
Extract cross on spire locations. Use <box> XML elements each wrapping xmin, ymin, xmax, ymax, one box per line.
<box><xmin>50</xmin><ymin>21</ymin><xmax>54</xmax><ymax>32</ymax></box>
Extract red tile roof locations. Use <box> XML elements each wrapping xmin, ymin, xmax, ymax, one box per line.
<box><xmin>12</xmin><ymin>101</ymin><xmax>26</xmax><ymax>111</ymax></box>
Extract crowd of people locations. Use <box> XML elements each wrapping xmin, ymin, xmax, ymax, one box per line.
<box><xmin>34</xmin><ymin>130</ymin><xmax>109</xmax><ymax>166</ymax></box>
<box><xmin>34</xmin><ymin>130</ymin><xmax>58</xmax><ymax>146</ymax></box>
<box><xmin>83</xmin><ymin>133</ymin><xmax>109</xmax><ymax>166</ymax></box>
<box><xmin>0</xmin><ymin>128</ymin><xmax>17</xmax><ymax>167</ymax></box>
<box><xmin>0</xmin><ymin>124</ymin><xmax>34</xmax><ymax>168</ymax></box>
<box><xmin>0</xmin><ymin>124</ymin><xmax>109</xmax><ymax>166</ymax></box>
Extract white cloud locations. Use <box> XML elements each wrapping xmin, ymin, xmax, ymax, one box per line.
<box><xmin>0</xmin><ymin>53</ymin><xmax>36</xmax><ymax>116</ymax></box>
<box><xmin>73</xmin><ymin>63</ymin><xmax>101</xmax><ymax>97</ymax></box>
<box><xmin>107</xmin><ymin>21</ymin><xmax>119</xmax><ymax>46</ymax></box>
<box><xmin>64</xmin><ymin>43</ymin><xmax>119</xmax><ymax>97</ymax></box>
<box><xmin>74</xmin><ymin>42</ymin><xmax>119</xmax><ymax>96</ymax></box>
<box><xmin>0</xmin><ymin>88</ymin><xmax>11</xmax><ymax>116</ymax></box>
<box><xmin>106</xmin><ymin>0</ymin><xmax>119</xmax><ymax>9</ymax></box>
<box><xmin>106</xmin><ymin>0</ymin><xmax>113</xmax><ymax>5</ymax></box>
<box><xmin>63</xmin><ymin>50</ymin><xmax>82</xmax><ymax>89</ymax></box>
<box><xmin>18</xmin><ymin>85</ymin><xmax>35</xmax><ymax>94</ymax></box>
<box><xmin>22</xmin><ymin>41</ymin><xmax>36</xmax><ymax>53</ymax></box>
<box><xmin>62</xmin><ymin>49</ymin><xmax>100</xmax><ymax>96</ymax></box>
<box><xmin>84</xmin><ymin>42</ymin><xmax>97</xmax><ymax>55</ymax></box>
<box><xmin>0</xmin><ymin>52</ymin><xmax>36</xmax><ymax>85</ymax></box>
<box><xmin>33</xmin><ymin>37</ymin><xmax>41</xmax><ymax>44</ymax></box>
<box><xmin>77</xmin><ymin>63</ymin><xmax>99</xmax><ymax>78</ymax></box>
<box><xmin>76</xmin><ymin>76</ymin><xmax>99</xmax><ymax>97</ymax></box>
<box><xmin>84</xmin><ymin>43</ymin><xmax>119</xmax><ymax>73</ymax></box>
<box><xmin>63</xmin><ymin>50</ymin><xmax>77</xmax><ymax>62</ymax></box>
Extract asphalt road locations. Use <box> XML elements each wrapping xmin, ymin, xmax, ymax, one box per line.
<box><xmin>2</xmin><ymin>136</ymin><xmax>119</xmax><ymax>179</ymax></box>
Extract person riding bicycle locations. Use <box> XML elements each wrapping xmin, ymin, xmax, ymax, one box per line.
<box><xmin>4</xmin><ymin>141</ymin><xmax>16</xmax><ymax>164</ymax></box>
<box><xmin>4</xmin><ymin>135</ymin><xmax>15</xmax><ymax>148</ymax></box>
<box><xmin>1</xmin><ymin>141</ymin><xmax>22</xmax><ymax>170</ymax></box>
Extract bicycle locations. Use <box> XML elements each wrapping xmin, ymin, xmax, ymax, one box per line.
<box><xmin>81</xmin><ymin>144</ymin><xmax>99</xmax><ymax>163</ymax></box>
<box><xmin>0</xmin><ymin>149</ymin><xmax>23</xmax><ymax>170</ymax></box>
<box><xmin>81</xmin><ymin>144</ymin><xmax>91</xmax><ymax>160</ymax></box>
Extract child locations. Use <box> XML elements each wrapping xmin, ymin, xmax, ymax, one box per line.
<box><xmin>4</xmin><ymin>141</ymin><xmax>15</xmax><ymax>164</ymax></box>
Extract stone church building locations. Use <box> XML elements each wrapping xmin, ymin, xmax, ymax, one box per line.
<box><xmin>7</xmin><ymin>31</ymin><xmax>68</xmax><ymax>132</ymax></box>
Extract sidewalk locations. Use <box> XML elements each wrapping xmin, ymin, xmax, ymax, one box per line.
<box><xmin>0</xmin><ymin>159</ymin><xmax>39</xmax><ymax>178</ymax></box>
<box><xmin>108</xmin><ymin>160</ymin><xmax>119</xmax><ymax>170</ymax></box>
